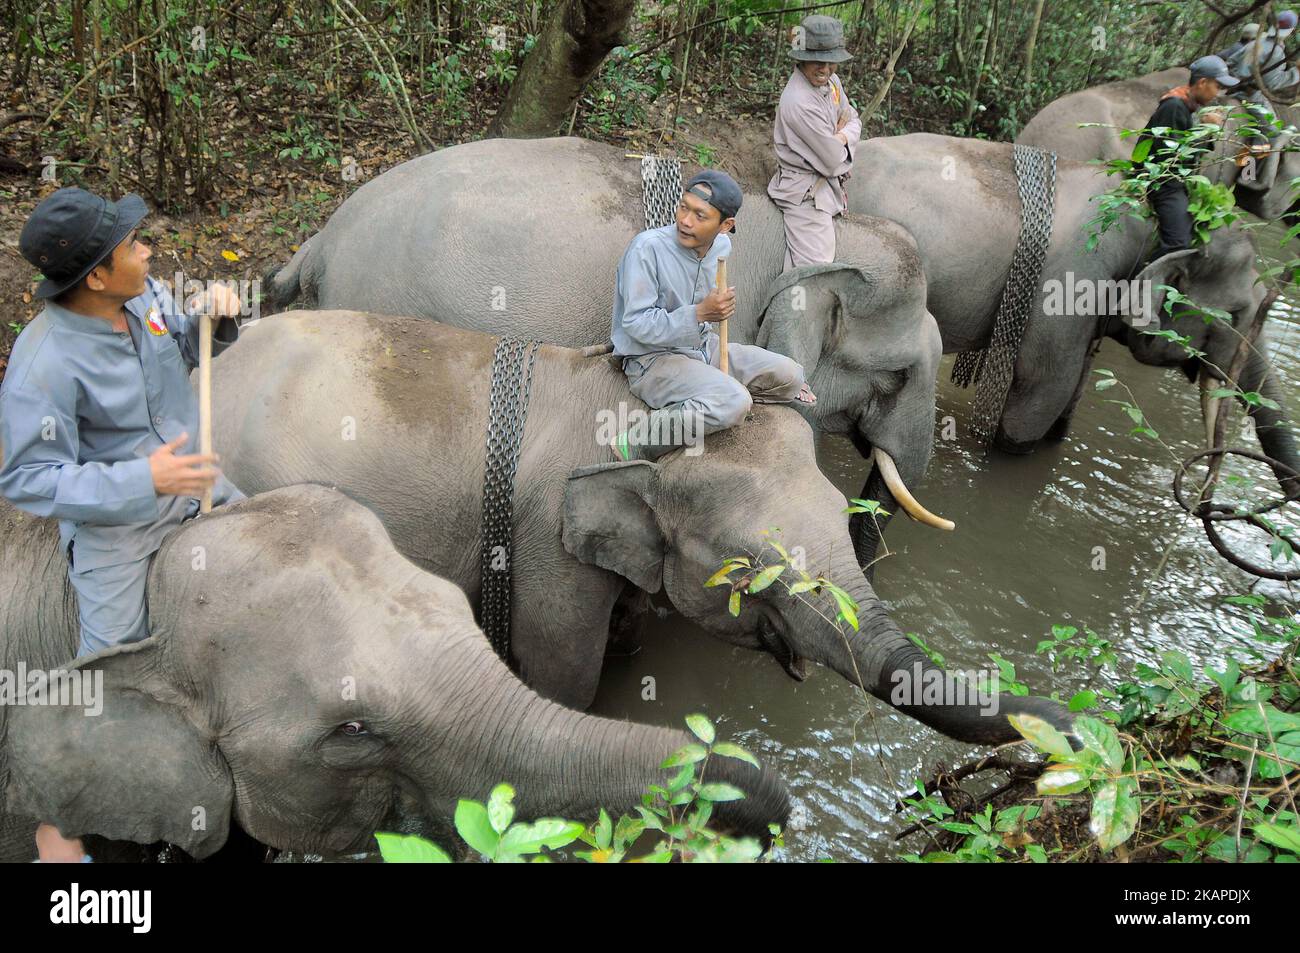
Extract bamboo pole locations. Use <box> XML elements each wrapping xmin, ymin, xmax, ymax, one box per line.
<box><xmin>199</xmin><ymin>313</ymin><xmax>213</xmax><ymax>514</ymax></box>
<box><xmin>716</xmin><ymin>257</ymin><xmax>729</xmax><ymax>375</ymax></box>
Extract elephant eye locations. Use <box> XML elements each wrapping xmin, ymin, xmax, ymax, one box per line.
<box><xmin>340</xmin><ymin>721</ymin><xmax>368</xmax><ymax>736</ymax></box>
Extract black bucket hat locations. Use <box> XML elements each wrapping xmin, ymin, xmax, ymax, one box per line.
<box><xmin>20</xmin><ymin>187</ymin><xmax>148</xmax><ymax>299</ymax></box>
<box><xmin>789</xmin><ymin>15</ymin><xmax>852</xmax><ymax>63</ymax></box>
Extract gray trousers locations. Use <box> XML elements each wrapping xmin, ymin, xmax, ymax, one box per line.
<box><xmin>622</xmin><ymin>337</ymin><xmax>805</xmax><ymax>458</ymax></box>
<box><xmin>70</xmin><ymin>554</ymin><xmax>153</xmax><ymax>657</ymax></box>
<box><xmin>779</xmin><ymin>196</ymin><xmax>837</xmax><ymax>270</ymax></box>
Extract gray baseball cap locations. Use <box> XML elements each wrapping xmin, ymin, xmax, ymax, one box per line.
<box><xmin>684</xmin><ymin>170</ymin><xmax>742</xmax><ymax>233</ymax></box>
<box><xmin>1189</xmin><ymin>54</ymin><xmax>1240</xmax><ymax>87</ymax></box>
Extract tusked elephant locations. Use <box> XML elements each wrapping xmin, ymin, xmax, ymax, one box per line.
<box><xmin>210</xmin><ymin>310</ymin><xmax>1077</xmax><ymax>747</ymax></box>
<box><xmin>260</xmin><ymin>136</ymin><xmax>951</xmax><ymax>567</ymax></box>
<box><xmin>1017</xmin><ymin>67</ymin><xmax>1300</xmax><ymax>223</ymax></box>
<box><xmin>0</xmin><ymin>484</ymin><xmax>789</xmax><ymax>862</ymax></box>
<box><xmin>843</xmin><ymin>133</ymin><xmax>1299</xmax><ymax>499</ymax></box>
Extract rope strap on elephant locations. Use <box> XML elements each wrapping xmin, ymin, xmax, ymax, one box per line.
<box><xmin>478</xmin><ymin>336</ymin><xmax>542</xmax><ymax>661</ymax></box>
<box><xmin>951</xmin><ymin>144</ymin><xmax>1058</xmax><ymax>443</ymax></box>
<box><xmin>640</xmin><ymin>154</ymin><xmax>684</xmax><ymax>230</ymax></box>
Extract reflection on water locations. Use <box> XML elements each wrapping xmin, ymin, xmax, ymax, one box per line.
<box><xmin>588</xmin><ymin>227</ymin><xmax>1300</xmax><ymax>863</ymax></box>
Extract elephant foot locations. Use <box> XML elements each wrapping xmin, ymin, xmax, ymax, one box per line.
<box><xmin>1044</xmin><ymin>415</ymin><xmax>1073</xmax><ymax>442</ymax></box>
<box><xmin>993</xmin><ymin>430</ymin><xmax>1041</xmax><ymax>455</ymax></box>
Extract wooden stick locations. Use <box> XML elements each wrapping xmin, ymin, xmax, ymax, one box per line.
<box><xmin>716</xmin><ymin>257</ymin><xmax>729</xmax><ymax>375</ymax></box>
<box><xmin>199</xmin><ymin>314</ymin><xmax>213</xmax><ymax>514</ymax></box>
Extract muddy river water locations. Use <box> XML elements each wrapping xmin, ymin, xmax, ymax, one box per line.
<box><xmin>589</xmin><ymin>231</ymin><xmax>1300</xmax><ymax>862</ymax></box>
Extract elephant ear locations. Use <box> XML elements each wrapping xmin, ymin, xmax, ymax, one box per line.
<box><xmin>757</xmin><ymin>263</ymin><xmax>876</xmax><ymax>372</ymax></box>
<box><xmin>4</xmin><ymin>638</ymin><xmax>234</xmax><ymax>858</ymax></box>
<box><xmin>1129</xmin><ymin>248</ymin><xmax>1199</xmax><ymax>330</ymax></box>
<box><xmin>562</xmin><ymin>460</ymin><xmax>665</xmax><ymax>593</ymax></box>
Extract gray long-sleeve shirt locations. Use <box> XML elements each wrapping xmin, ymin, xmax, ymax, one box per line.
<box><xmin>0</xmin><ymin>276</ymin><xmax>241</xmax><ymax>571</ymax></box>
<box><xmin>767</xmin><ymin>69</ymin><xmax>862</xmax><ymax>215</ymax></box>
<box><xmin>610</xmin><ymin>224</ymin><xmax>730</xmax><ymax>360</ymax></box>
<box><xmin>1227</xmin><ymin>32</ymin><xmax>1300</xmax><ymax>103</ymax></box>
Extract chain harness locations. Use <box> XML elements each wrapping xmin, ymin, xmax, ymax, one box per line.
<box><xmin>641</xmin><ymin>154</ymin><xmax>684</xmax><ymax>229</ymax></box>
<box><xmin>478</xmin><ymin>336</ymin><xmax>542</xmax><ymax>662</ymax></box>
<box><xmin>951</xmin><ymin>144</ymin><xmax>1058</xmax><ymax>444</ymax></box>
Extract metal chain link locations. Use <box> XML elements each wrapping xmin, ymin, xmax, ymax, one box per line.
<box><xmin>641</xmin><ymin>155</ymin><xmax>684</xmax><ymax>230</ymax></box>
<box><xmin>479</xmin><ymin>336</ymin><xmax>542</xmax><ymax>661</ymax></box>
<box><xmin>951</xmin><ymin>144</ymin><xmax>1058</xmax><ymax>444</ymax></box>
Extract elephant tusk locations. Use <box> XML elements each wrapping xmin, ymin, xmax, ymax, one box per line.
<box><xmin>872</xmin><ymin>448</ymin><xmax>955</xmax><ymax>532</ymax></box>
<box><xmin>1200</xmin><ymin>368</ymin><xmax>1221</xmax><ymax>449</ymax></box>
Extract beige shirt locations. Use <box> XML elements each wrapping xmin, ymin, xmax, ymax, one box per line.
<box><xmin>767</xmin><ymin>69</ymin><xmax>861</xmax><ymax>215</ymax></box>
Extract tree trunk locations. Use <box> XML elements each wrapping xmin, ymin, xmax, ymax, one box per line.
<box><xmin>1023</xmin><ymin>0</ymin><xmax>1046</xmax><ymax>86</ymax></box>
<box><xmin>488</xmin><ymin>0</ymin><xmax>636</xmax><ymax>138</ymax></box>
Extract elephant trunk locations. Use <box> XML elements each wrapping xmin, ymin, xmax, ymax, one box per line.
<box><xmin>790</xmin><ymin>558</ymin><xmax>1076</xmax><ymax>745</ymax></box>
<box><xmin>425</xmin><ymin>650</ymin><xmax>790</xmax><ymax>840</ymax></box>
<box><xmin>1241</xmin><ymin>350</ymin><xmax>1300</xmax><ymax>500</ymax></box>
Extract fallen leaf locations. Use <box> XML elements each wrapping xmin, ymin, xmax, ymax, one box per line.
<box><xmin>222</xmin><ymin>250</ymin><xmax>240</xmax><ymax>261</ymax></box>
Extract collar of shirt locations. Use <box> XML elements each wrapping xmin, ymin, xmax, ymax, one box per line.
<box><xmin>42</xmin><ymin>283</ymin><xmax>158</xmax><ymax>337</ymax></box>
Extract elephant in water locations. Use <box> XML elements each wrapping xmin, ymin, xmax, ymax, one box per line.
<box><xmin>0</xmin><ymin>485</ymin><xmax>789</xmax><ymax>861</ymax></box>
<box><xmin>844</xmin><ymin>134</ymin><xmax>1299</xmax><ymax>499</ymax></box>
<box><xmin>210</xmin><ymin>311</ymin><xmax>1076</xmax><ymax>746</ymax></box>
<box><xmin>1017</xmin><ymin>67</ymin><xmax>1300</xmax><ymax>223</ymax></box>
<box><xmin>261</xmin><ymin>136</ymin><xmax>951</xmax><ymax>566</ymax></box>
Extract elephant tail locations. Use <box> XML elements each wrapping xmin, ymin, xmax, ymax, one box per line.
<box><xmin>262</xmin><ymin>238</ymin><xmax>316</xmax><ymax>313</ymax></box>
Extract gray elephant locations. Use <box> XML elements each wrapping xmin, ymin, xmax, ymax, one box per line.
<box><xmin>0</xmin><ymin>484</ymin><xmax>789</xmax><ymax>862</ymax></box>
<box><xmin>844</xmin><ymin>133</ymin><xmax>1299</xmax><ymax>500</ymax></box>
<box><xmin>1017</xmin><ymin>67</ymin><xmax>1300</xmax><ymax>222</ymax></box>
<box><xmin>261</xmin><ymin>136</ymin><xmax>1297</xmax><ymax>493</ymax></box>
<box><xmin>262</xmin><ymin>136</ymin><xmax>952</xmax><ymax>566</ymax></box>
<box><xmin>209</xmin><ymin>310</ymin><xmax>1076</xmax><ymax>748</ymax></box>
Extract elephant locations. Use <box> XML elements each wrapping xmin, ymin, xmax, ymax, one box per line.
<box><xmin>842</xmin><ymin>133</ymin><xmax>1300</xmax><ymax>500</ymax></box>
<box><xmin>260</xmin><ymin>135</ymin><xmax>952</xmax><ymax>567</ymax></box>
<box><xmin>0</xmin><ymin>484</ymin><xmax>790</xmax><ymax>862</ymax></box>
<box><xmin>208</xmin><ymin>309</ymin><xmax>1078</xmax><ymax>750</ymax></box>
<box><xmin>1017</xmin><ymin>67</ymin><xmax>1300</xmax><ymax>223</ymax></box>
<box><xmin>260</xmin><ymin>135</ymin><xmax>1298</xmax><ymax>496</ymax></box>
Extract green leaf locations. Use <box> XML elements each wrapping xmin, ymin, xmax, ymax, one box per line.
<box><xmin>696</xmin><ymin>782</ymin><xmax>747</xmax><ymax>802</ymax></box>
<box><xmin>1090</xmin><ymin>778</ymin><xmax>1140</xmax><ymax>850</ymax></box>
<box><xmin>685</xmin><ymin>713</ymin><xmax>716</xmax><ymax>745</ymax></box>
<box><xmin>1036</xmin><ymin>765</ymin><xmax>1090</xmax><ymax>796</ymax></box>
<box><xmin>662</xmin><ymin>743</ymin><xmax>709</xmax><ymax>768</ymax></box>
<box><xmin>711</xmin><ymin>741</ymin><xmax>760</xmax><ymax>767</ymax></box>
<box><xmin>704</xmin><ymin>565</ymin><xmax>738</xmax><ymax>587</ymax></box>
<box><xmin>455</xmin><ymin>799</ymin><xmax>500</xmax><ymax>857</ymax></box>
<box><xmin>374</xmin><ymin>831</ymin><xmax>452</xmax><ymax>863</ymax></box>
<box><xmin>1076</xmin><ymin>715</ymin><xmax>1124</xmax><ymax>771</ymax></box>
<box><xmin>747</xmin><ymin>564</ymin><xmax>786</xmax><ymax>593</ymax></box>
<box><xmin>592</xmin><ymin>808</ymin><xmax>612</xmax><ymax>850</ymax></box>
<box><xmin>1069</xmin><ymin>690</ymin><xmax>1098</xmax><ymax>711</ymax></box>
<box><xmin>1254</xmin><ymin>823</ymin><xmax>1300</xmax><ymax>855</ymax></box>
<box><xmin>498</xmin><ymin>819</ymin><xmax>586</xmax><ymax>855</ymax></box>
<box><xmin>1094</xmin><ymin>377</ymin><xmax>1118</xmax><ymax>391</ymax></box>
<box><xmin>486</xmin><ymin>783</ymin><xmax>517</xmax><ymax>835</ymax></box>
<box><xmin>728</xmin><ymin>590</ymin><xmax>741</xmax><ymax>617</ymax></box>
<box><xmin>1009</xmin><ymin>713</ymin><xmax>1075</xmax><ymax>758</ymax></box>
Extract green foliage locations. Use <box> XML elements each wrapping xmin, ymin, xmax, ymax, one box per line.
<box><xmin>707</xmin><ymin>529</ymin><xmax>860</xmax><ymax>632</ymax></box>
<box><xmin>375</xmin><ymin>715</ymin><xmax>774</xmax><ymax>863</ymax></box>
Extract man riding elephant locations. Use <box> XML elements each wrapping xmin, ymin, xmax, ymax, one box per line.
<box><xmin>768</xmin><ymin>14</ymin><xmax>861</xmax><ymax>269</ymax></box>
<box><xmin>1134</xmin><ymin>55</ymin><xmax>1235</xmax><ymax>258</ymax></box>
<box><xmin>0</xmin><ymin>187</ymin><xmax>245</xmax><ymax>862</ymax></box>
<box><xmin>611</xmin><ymin>170</ymin><xmax>816</xmax><ymax>460</ymax></box>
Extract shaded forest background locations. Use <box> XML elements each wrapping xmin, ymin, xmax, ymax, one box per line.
<box><xmin>0</xmin><ymin>0</ymin><xmax>1270</xmax><ymax>374</ymax></box>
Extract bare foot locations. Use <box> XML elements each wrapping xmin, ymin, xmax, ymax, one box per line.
<box><xmin>796</xmin><ymin>383</ymin><xmax>817</xmax><ymax>405</ymax></box>
<box><xmin>36</xmin><ymin>823</ymin><xmax>86</xmax><ymax>862</ymax></box>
